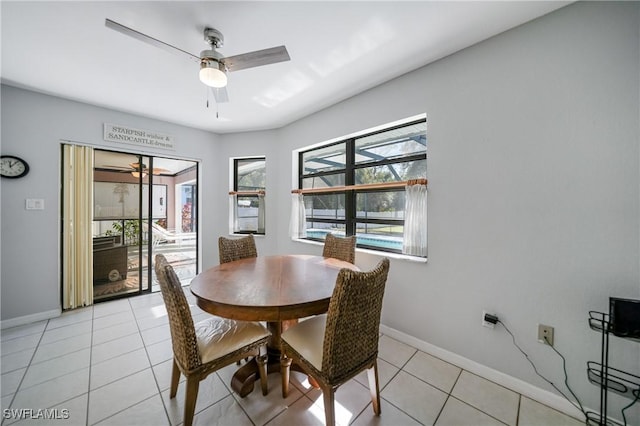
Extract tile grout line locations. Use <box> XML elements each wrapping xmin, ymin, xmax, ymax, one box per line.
<box><xmin>104</xmin><ymin>394</ymin><xmax>164</xmax><ymax>425</ymax></box>
<box><xmin>380</xmin><ymin>334</ymin><xmax>545</xmax><ymax>422</ymax></box>
<box><xmin>378</xmin><ymin>345</ymin><xmax>426</xmax><ymax>423</ymax></box>
<box><xmin>444</xmin><ymin>368</ymin><xmax>519</xmax><ymax>425</ymax></box>
<box><xmin>445</xmin><ymin>394</ymin><xmax>512</xmax><ymax>426</ymax></box>
<box><xmin>335</xmin><ymin>344</ymin><xmax>423</xmax><ymax>425</ymax></box>
<box><xmin>1</xmin><ymin>320</ymin><xmax>48</xmax><ymax>426</ymax></box>
<box><xmin>2</xmin><ymin>294</ymin><xmax>585</xmax><ymax>426</ymax></box>
<box><xmin>86</xmin><ymin>299</ymin><xmax>163</xmax><ymax>425</ymax></box>
<box><xmin>225</xmin><ymin>392</ymin><xmax>259</xmax><ymax>426</ymax></box>
<box><xmin>131</xmin><ymin>297</ymin><xmax>174</xmax><ymax>426</ymax></box>
<box><xmin>19</xmin><ymin>332</ymin><xmax>92</xmax><ymax>370</ymax></box>
<box><xmin>214</xmin><ymin>367</ymin><xmax>258</xmax><ymax>426</ymax></box>
<box><xmin>457</xmin><ymin>369</ymin><xmax>544</xmax><ymax>424</ymax></box>
<box><xmin>430</xmin><ymin>366</ymin><xmax>464</xmax><ymax>425</ymax></box>
<box><xmin>85</xmin><ymin>305</ymin><xmax>96</xmax><ymax>426</ymax></box>
<box><xmin>381</xmin><ymin>345</ymin><xmax>518</xmax><ymax>426</ymax></box>
<box><xmin>402</xmin><ymin>355</ymin><xmax>519</xmax><ymax>425</ymax></box>
<box><xmin>349</xmin><ymin>371</ymin><xmax>389</xmax><ymax>426</ymax></box>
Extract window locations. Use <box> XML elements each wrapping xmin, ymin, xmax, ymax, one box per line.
<box><xmin>231</xmin><ymin>157</ymin><xmax>266</xmax><ymax>234</ymax></box>
<box><xmin>296</xmin><ymin>118</ymin><xmax>427</xmax><ymax>256</ymax></box>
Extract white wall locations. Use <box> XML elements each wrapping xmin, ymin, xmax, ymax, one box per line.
<box><xmin>0</xmin><ymin>86</ymin><xmax>219</xmax><ymax>321</ymax></box>
<box><xmin>218</xmin><ymin>2</ymin><xmax>640</xmax><ymax>421</ymax></box>
<box><xmin>199</xmin><ymin>129</ymin><xmax>281</xmax><ymax>268</ymax></box>
<box><xmin>1</xmin><ymin>1</ymin><xmax>638</xmax><ymax>422</ymax></box>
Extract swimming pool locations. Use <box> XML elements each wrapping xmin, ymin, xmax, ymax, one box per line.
<box><xmin>306</xmin><ymin>230</ymin><xmax>403</xmax><ymax>251</ymax></box>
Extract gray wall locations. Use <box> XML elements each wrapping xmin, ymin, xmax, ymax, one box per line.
<box><xmin>0</xmin><ymin>86</ymin><xmax>219</xmax><ymax>320</ymax></box>
<box><xmin>1</xmin><ymin>1</ymin><xmax>638</xmax><ymax>422</ymax></box>
<box><xmin>217</xmin><ymin>2</ymin><xmax>640</xmax><ymax>421</ymax></box>
<box><xmin>198</xmin><ymin>129</ymin><xmax>281</xmax><ymax>268</ymax></box>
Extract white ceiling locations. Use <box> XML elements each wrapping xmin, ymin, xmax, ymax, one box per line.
<box><xmin>1</xmin><ymin>1</ymin><xmax>569</xmax><ymax>134</ymax></box>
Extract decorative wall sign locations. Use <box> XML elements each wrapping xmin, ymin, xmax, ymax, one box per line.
<box><xmin>104</xmin><ymin>123</ymin><xmax>175</xmax><ymax>151</ymax></box>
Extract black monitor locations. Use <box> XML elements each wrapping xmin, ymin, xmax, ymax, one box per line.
<box><xmin>609</xmin><ymin>297</ymin><xmax>640</xmax><ymax>338</ymax></box>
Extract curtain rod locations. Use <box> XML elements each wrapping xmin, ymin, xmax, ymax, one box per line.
<box><xmin>229</xmin><ymin>190</ymin><xmax>266</xmax><ymax>196</ymax></box>
<box><xmin>291</xmin><ymin>178</ymin><xmax>427</xmax><ymax>194</ymax></box>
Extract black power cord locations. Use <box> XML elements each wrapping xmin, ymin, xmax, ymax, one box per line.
<box><xmin>497</xmin><ymin>319</ymin><xmax>588</xmax><ymax>422</ymax></box>
<box><xmin>621</xmin><ymin>390</ymin><xmax>640</xmax><ymax>426</ymax></box>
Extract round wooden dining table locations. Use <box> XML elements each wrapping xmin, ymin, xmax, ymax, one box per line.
<box><xmin>189</xmin><ymin>254</ymin><xmax>358</xmax><ymax>397</ymax></box>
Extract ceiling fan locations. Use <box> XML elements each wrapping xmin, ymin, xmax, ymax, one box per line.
<box><xmin>104</xmin><ymin>162</ymin><xmax>169</xmax><ymax>178</ymax></box>
<box><xmin>105</xmin><ymin>19</ymin><xmax>291</xmax><ymax>103</ymax></box>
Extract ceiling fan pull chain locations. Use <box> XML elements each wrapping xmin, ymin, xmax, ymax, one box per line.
<box><xmin>208</xmin><ymin>87</ymin><xmax>219</xmax><ymax>118</ymax></box>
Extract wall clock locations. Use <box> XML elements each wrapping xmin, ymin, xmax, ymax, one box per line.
<box><xmin>0</xmin><ymin>155</ymin><xmax>30</xmax><ymax>178</ymax></box>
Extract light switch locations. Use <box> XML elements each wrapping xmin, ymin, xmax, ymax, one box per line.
<box><xmin>26</xmin><ymin>199</ymin><xmax>45</xmax><ymax>210</ymax></box>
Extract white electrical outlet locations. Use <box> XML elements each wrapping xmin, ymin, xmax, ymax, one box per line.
<box><xmin>482</xmin><ymin>310</ymin><xmax>495</xmax><ymax>329</ymax></box>
<box><xmin>538</xmin><ymin>324</ymin><xmax>554</xmax><ymax>346</ymax></box>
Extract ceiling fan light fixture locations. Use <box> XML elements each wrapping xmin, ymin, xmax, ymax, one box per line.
<box><xmin>131</xmin><ymin>171</ymin><xmax>147</xmax><ymax>178</ymax></box>
<box><xmin>199</xmin><ymin>60</ymin><xmax>227</xmax><ymax>88</ymax></box>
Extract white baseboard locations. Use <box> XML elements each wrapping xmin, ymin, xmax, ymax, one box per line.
<box><xmin>1</xmin><ymin>309</ymin><xmax>61</xmax><ymax>329</ymax></box>
<box><xmin>379</xmin><ymin>324</ymin><xmax>590</xmax><ymax>421</ymax></box>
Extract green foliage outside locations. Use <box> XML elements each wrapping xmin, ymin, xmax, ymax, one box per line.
<box><xmin>105</xmin><ymin>220</ymin><xmax>145</xmax><ymax>246</ymax></box>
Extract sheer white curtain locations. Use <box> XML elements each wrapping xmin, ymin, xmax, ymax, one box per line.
<box><xmin>289</xmin><ymin>192</ymin><xmax>306</xmax><ymax>239</ymax></box>
<box><xmin>257</xmin><ymin>192</ymin><xmax>266</xmax><ymax>234</ymax></box>
<box><xmin>229</xmin><ymin>193</ymin><xmax>238</xmax><ymax>233</ymax></box>
<box><xmin>403</xmin><ymin>181</ymin><xmax>427</xmax><ymax>257</ymax></box>
<box><xmin>62</xmin><ymin>144</ymin><xmax>94</xmax><ymax>309</ymax></box>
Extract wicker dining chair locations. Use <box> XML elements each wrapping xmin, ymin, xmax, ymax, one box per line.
<box><xmin>218</xmin><ymin>234</ymin><xmax>258</xmax><ymax>264</ymax></box>
<box><xmin>218</xmin><ymin>234</ymin><xmax>259</xmax><ymax>366</ymax></box>
<box><xmin>280</xmin><ymin>258</ymin><xmax>390</xmax><ymax>426</ymax></box>
<box><xmin>154</xmin><ymin>254</ymin><xmax>270</xmax><ymax>426</ymax></box>
<box><xmin>322</xmin><ymin>233</ymin><xmax>356</xmax><ymax>264</ymax></box>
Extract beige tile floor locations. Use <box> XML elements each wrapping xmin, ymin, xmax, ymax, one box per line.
<box><xmin>1</xmin><ymin>292</ymin><xmax>585</xmax><ymax>426</ymax></box>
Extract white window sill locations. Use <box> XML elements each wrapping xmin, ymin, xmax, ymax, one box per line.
<box><xmin>291</xmin><ymin>238</ymin><xmax>428</xmax><ymax>263</ymax></box>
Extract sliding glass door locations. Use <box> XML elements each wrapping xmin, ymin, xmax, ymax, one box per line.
<box><xmin>148</xmin><ymin>157</ymin><xmax>198</xmax><ymax>292</ymax></box>
<box><xmin>91</xmin><ymin>150</ymin><xmax>198</xmax><ymax>302</ymax></box>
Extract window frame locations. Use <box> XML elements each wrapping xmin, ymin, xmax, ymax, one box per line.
<box><xmin>298</xmin><ymin>118</ymin><xmax>426</xmax><ymax>255</ymax></box>
<box><xmin>232</xmin><ymin>157</ymin><xmax>266</xmax><ymax>235</ymax></box>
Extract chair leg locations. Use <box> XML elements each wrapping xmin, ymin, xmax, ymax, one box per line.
<box><xmin>367</xmin><ymin>361</ymin><xmax>381</xmax><ymax>416</ymax></box>
<box><xmin>170</xmin><ymin>359</ymin><xmax>180</xmax><ymax>398</ymax></box>
<box><xmin>183</xmin><ymin>376</ymin><xmax>200</xmax><ymax>426</ymax></box>
<box><xmin>257</xmin><ymin>354</ymin><xmax>269</xmax><ymax>396</ymax></box>
<box><xmin>323</xmin><ymin>387</ymin><xmax>336</xmax><ymax>426</ymax></box>
<box><xmin>280</xmin><ymin>355</ymin><xmax>292</xmax><ymax>398</ymax></box>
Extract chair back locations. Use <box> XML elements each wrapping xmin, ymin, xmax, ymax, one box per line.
<box><xmin>155</xmin><ymin>254</ymin><xmax>202</xmax><ymax>372</ymax></box>
<box><xmin>321</xmin><ymin>258</ymin><xmax>390</xmax><ymax>382</ymax></box>
<box><xmin>322</xmin><ymin>233</ymin><xmax>356</xmax><ymax>264</ymax></box>
<box><xmin>218</xmin><ymin>234</ymin><xmax>258</xmax><ymax>264</ymax></box>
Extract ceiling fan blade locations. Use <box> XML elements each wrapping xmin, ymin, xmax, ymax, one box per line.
<box><xmin>105</xmin><ymin>19</ymin><xmax>200</xmax><ymax>63</ymax></box>
<box><xmin>101</xmin><ymin>165</ymin><xmax>135</xmax><ymax>171</ymax></box>
<box><xmin>210</xmin><ymin>87</ymin><xmax>230</xmax><ymax>103</ymax></box>
<box><xmin>222</xmin><ymin>46</ymin><xmax>290</xmax><ymax>72</ymax></box>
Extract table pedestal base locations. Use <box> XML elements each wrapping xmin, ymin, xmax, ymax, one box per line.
<box><xmin>231</xmin><ymin>320</ymin><xmax>304</xmax><ymax>397</ymax></box>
